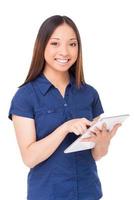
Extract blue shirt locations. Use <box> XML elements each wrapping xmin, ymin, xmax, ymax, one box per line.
<box><xmin>8</xmin><ymin>73</ymin><xmax>104</xmax><ymax>200</ymax></box>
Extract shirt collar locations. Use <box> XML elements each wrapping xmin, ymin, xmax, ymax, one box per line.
<box><xmin>35</xmin><ymin>73</ymin><xmax>76</xmax><ymax>96</ymax></box>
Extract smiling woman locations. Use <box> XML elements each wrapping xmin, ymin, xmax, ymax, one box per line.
<box><xmin>43</xmin><ymin>23</ymin><xmax>78</xmax><ymax>82</ymax></box>
<box><xmin>8</xmin><ymin>15</ymin><xmax>121</xmax><ymax>200</ymax></box>
<box><xmin>20</xmin><ymin>15</ymin><xmax>84</xmax><ymax>88</ymax></box>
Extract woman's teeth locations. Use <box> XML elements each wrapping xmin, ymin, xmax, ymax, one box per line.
<box><xmin>55</xmin><ymin>58</ymin><xmax>69</xmax><ymax>64</ymax></box>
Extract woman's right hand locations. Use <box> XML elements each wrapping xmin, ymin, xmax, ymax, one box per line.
<box><xmin>63</xmin><ymin>118</ymin><xmax>93</xmax><ymax>136</ymax></box>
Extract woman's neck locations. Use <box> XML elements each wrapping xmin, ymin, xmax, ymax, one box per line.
<box><xmin>43</xmin><ymin>69</ymin><xmax>70</xmax><ymax>88</ymax></box>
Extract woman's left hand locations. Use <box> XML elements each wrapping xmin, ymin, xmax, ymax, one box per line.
<box><xmin>81</xmin><ymin>123</ymin><xmax>121</xmax><ymax>160</ymax></box>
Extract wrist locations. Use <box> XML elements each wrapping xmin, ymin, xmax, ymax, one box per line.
<box><xmin>92</xmin><ymin>144</ymin><xmax>109</xmax><ymax>160</ymax></box>
<box><xmin>60</xmin><ymin>122</ymin><xmax>69</xmax><ymax>137</ymax></box>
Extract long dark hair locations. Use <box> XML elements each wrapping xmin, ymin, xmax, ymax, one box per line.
<box><xmin>20</xmin><ymin>15</ymin><xmax>85</xmax><ymax>88</ymax></box>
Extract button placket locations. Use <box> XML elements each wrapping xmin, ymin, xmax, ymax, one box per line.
<box><xmin>63</xmin><ymin>85</ymin><xmax>70</xmax><ymax>108</ymax></box>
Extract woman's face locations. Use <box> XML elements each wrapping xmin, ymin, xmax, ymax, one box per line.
<box><xmin>44</xmin><ymin>23</ymin><xmax>78</xmax><ymax>73</ymax></box>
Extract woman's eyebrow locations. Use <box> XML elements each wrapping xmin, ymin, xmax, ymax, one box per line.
<box><xmin>50</xmin><ymin>37</ymin><xmax>77</xmax><ymax>41</ymax></box>
<box><xmin>50</xmin><ymin>38</ymin><xmax>60</xmax><ymax>40</ymax></box>
<box><xmin>70</xmin><ymin>38</ymin><xmax>77</xmax><ymax>41</ymax></box>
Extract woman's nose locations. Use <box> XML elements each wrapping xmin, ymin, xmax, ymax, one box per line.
<box><xmin>59</xmin><ymin>45</ymin><xmax>69</xmax><ymax>56</ymax></box>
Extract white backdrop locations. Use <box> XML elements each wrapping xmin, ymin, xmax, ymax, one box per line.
<box><xmin>0</xmin><ymin>0</ymin><xmax>134</xmax><ymax>199</ymax></box>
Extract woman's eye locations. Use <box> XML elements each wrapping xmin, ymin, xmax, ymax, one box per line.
<box><xmin>70</xmin><ymin>43</ymin><xmax>77</xmax><ymax>47</ymax></box>
<box><xmin>50</xmin><ymin>42</ymin><xmax>58</xmax><ymax>46</ymax></box>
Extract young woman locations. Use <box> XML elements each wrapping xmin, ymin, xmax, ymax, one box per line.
<box><xmin>8</xmin><ymin>15</ymin><xmax>121</xmax><ymax>200</ymax></box>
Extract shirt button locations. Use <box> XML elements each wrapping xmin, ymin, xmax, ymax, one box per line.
<box><xmin>64</xmin><ymin>103</ymin><xmax>68</xmax><ymax>107</ymax></box>
<box><xmin>47</xmin><ymin>110</ymin><xmax>53</xmax><ymax>113</ymax></box>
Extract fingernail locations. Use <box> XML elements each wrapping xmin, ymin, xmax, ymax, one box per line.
<box><xmin>103</xmin><ymin>123</ymin><xmax>107</xmax><ymax>127</ymax></box>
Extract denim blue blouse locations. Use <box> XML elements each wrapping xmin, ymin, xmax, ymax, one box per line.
<box><xmin>8</xmin><ymin>73</ymin><xmax>104</xmax><ymax>200</ymax></box>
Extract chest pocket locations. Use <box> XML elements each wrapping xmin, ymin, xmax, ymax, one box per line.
<box><xmin>34</xmin><ymin>106</ymin><xmax>65</xmax><ymax>139</ymax></box>
<box><xmin>73</xmin><ymin>105</ymin><xmax>93</xmax><ymax>121</ymax></box>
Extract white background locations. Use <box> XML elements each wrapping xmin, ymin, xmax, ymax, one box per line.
<box><xmin>0</xmin><ymin>0</ymin><xmax>134</xmax><ymax>199</ymax></box>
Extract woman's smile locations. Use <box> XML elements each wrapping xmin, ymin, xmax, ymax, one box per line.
<box><xmin>54</xmin><ymin>58</ymin><xmax>70</xmax><ymax>65</ymax></box>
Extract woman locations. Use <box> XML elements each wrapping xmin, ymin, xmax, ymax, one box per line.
<box><xmin>8</xmin><ymin>15</ymin><xmax>121</xmax><ymax>200</ymax></box>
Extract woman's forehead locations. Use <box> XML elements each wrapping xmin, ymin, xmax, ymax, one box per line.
<box><xmin>50</xmin><ymin>24</ymin><xmax>77</xmax><ymax>40</ymax></box>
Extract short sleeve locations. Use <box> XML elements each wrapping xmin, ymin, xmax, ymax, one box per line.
<box><xmin>8</xmin><ymin>84</ymin><xmax>35</xmax><ymax>120</ymax></box>
<box><xmin>92</xmin><ymin>89</ymin><xmax>104</xmax><ymax>118</ymax></box>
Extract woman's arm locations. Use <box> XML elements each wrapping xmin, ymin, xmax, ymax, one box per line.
<box><xmin>13</xmin><ymin>115</ymin><xmax>92</xmax><ymax>168</ymax></box>
<box><xmin>12</xmin><ymin>115</ymin><xmax>69</xmax><ymax>168</ymax></box>
<box><xmin>91</xmin><ymin>123</ymin><xmax>121</xmax><ymax>160</ymax></box>
<box><xmin>91</xmin><ymin>123</ymin><xmax>111</xmax><ymax>160</ymax></box>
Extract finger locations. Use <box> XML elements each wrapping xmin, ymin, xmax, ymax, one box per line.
<box><xmin>94</xmin><ymin>123</ymin><xmax>109</xmax><ymax>133</ymax></box>
<box><xmin>101</xmin><ymin>123</ymin><xmax>110</xmax><ymax>133</ymax></box>
<box><xmin>81</xmin><ymin>135</ymin><xmax>96</xmax><ymax>143</ymax></box>
<box><xmin>83</xmin><ymin>118</ymin><xmax>93</xmax><ymax>127</ymax></box>
<box><xmin>73</xmin><ymin>125</ymin><xmax>87</xmax><ymax>135</ymax></box>
<box><xmin>102</xmin><ymin>123</ymin><xmax>107</xmax><ymax>131</ymax></box>
<box><xmin>90</xmin><ymin>120</ymin><xmax>97</xmax><ymax>126</ymax></box>
<box><xmin>73</xmin><ymin>127</ymin><xmax>81</xmax><ymax>135</ymax></box>
<box><xmin>114</xmin><ymin>123</ymin><xmax>122</xmax><ymax>128</ymax></box>
<box><xmin>110</xmin><ymin>123</ymin><xmax>122</xmax><ymax>138</ymax></box>
<box><xmin>79</xmin><ymin>124</ymin><xmax>87</xmax><ymax>134</ymax></box>
<box><xmin>80</xmin><ymin>124</ymin><xmax>87</xmax><ymax>134</ymax></box>
<box><xmin>91</xmin><ymin>127</ymin><xmax>101</xmax><ymax>136</ymax></box>
<box><xmin>88</xmin><ymin>131</ymin><xmax>97</xmax><ymax>136</ymax></box>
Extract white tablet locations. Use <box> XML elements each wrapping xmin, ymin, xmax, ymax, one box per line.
<box><xmin>64</xmin><ymin>114</ymin><xmax>130</xmax><ymax>153</ymax></box>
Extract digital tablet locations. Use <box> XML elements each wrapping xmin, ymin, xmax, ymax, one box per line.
<box><xmin>64</xmin><ymin>114</ymin><xmax>130</xmax><ymax>153</ymax></box>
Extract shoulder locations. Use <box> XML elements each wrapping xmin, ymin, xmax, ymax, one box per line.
<box><xmin>9</xmin><ymin>82</ymin><xmax>35</xmax><ymax>120</ymax></box>
<box><xmin>81</xmin><ymin>82</ymin><xmax>99</xmax><ymax>97</ymax></box>
<box><xmin>12</xmin><ymin>82</ymin><xmax>35</xmax><ymax>104</ymax></box>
